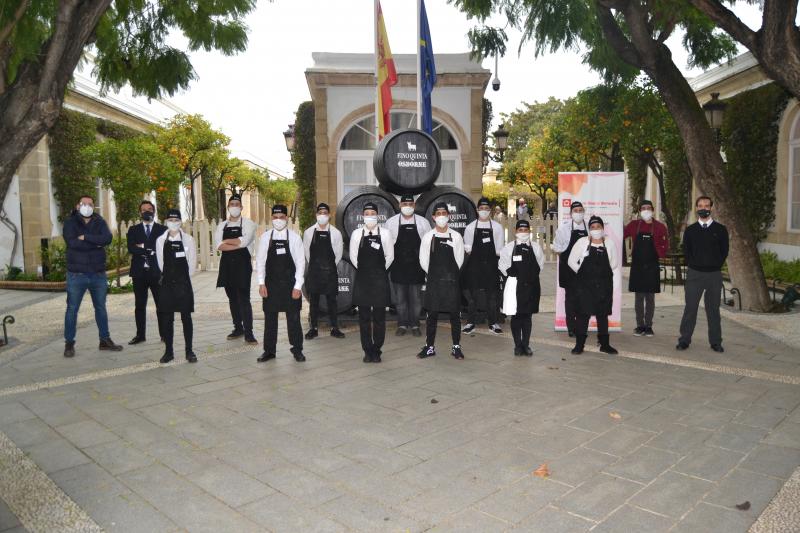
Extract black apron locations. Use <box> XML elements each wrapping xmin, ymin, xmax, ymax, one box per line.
<box><xmin>306</xmin><ymin>228</ymin><xmax>338</xmax><ymax>295</ymax></box>
<box><xmin>574</xmin><ymin>243</ymin><xmax>613</xmax><ymax>317</ymax></box>
<box><xmin>158</xmin><ymin>237</ymin><xmax>194</xmax><ymax>313</ymax></box>
<box><xmin>510</xmin><ymin>243</ymin><xmax>541</xmax><ymax>314</ymax></box>
<box><xmin>216</xmin><ymin>222</ymin><xmax>252</xmax><ymax>289</ymax></box>
<box><xmin>629</xmin><ymin>221</ymin><xmax>661</xmax><ymax>293</ymax></box>
<box><xmin>558</xmin><ymin>224</ymin><xmax>588</xmax><ymax>289</ymax></box>
<box><xmin>352</xmin><ymin>230</ymin><xmax>390</xmax><ymax>307</ymax></box>
<box><xmin>424</xmin><ymin>233</ymin><xmax>461</xmax><ymax>313</ymax></box>
<box><xmin>262</xmin><ymin>233</ymin><xmax>301</xmax><ymax>313</ymax></box>
<box><xmin>464</xmin><ymin>223</ymin><xmax>499</xmax><ymax>290</ymax></box>
<box><xmin>390</xmin><ymin>222</ymin><xmax>425</xmax><ymax>285</ymax></box>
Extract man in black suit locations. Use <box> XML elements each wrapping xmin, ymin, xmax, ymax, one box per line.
<box><xmin>127</xmin><ymin>200</ymin><xmax>167</xmax><ymax>345</ymax></box>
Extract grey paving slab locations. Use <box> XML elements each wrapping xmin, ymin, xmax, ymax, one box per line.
<box><xmin>646</xmin><ymin>423</ymin><xmax>713</xmax><ymax>454</ymax></box>
<box><xmin>0</xmin><ymin>498</ymin><xmax>21</xmax><ymax>531</ymax></box>
<box><xmin>629</xmin><ymin>470</ymin><xmax>714</xmax><ymax>518</ymax></box>
<box><xmin>673</xmin><ymin>502</ymin><xmax>751</xmax><ymax>533</ymax></box>
<box><xmin>511</xmin><ymin>505</ymin><xmax>594</xmax><ymax>532</ymax></box>
<box><xmin>740</xmin><ymin>444</ymin><xmax>800</xmax><ymax>479</ymax></box>
<box><xmin>81</xmin><ymin>440</ymin><xmax>154</xmax><ymax>476</ymax></box>
<box><xmin>555</xmin><ymin>473</ymin><xmax>643</xmax><ymax>521</ymax></box>
<box><xmin>734</xmin><ymin>403</ymin><xmax>788</xmax><ymax>429</ymax></box>
<box><xmin>544</xmin><ymin>446</ymin><xmax>619</xmax><ymax>487</ymax></box>
<box><xmin>238</xmin><ymin>493</ymin><xmax>347</xmax><ymax>533</ymax></box>
<box><xmin>318</xmin><ymin>492</ymin><xmax>424</xmax><ymax>532</ymax></box>
<box><xmin>584</xmin><ymin>426</ymin><xmax>654</xmax><ymax>456</ymax></box>
<box><xmin>673</xmin><ymin>445</ymin><xmax>745</xmax><ymax>481</ymax></box>
<box><xmin>763</xmin><ymin>419</ymin><xmax>800</xmax><ymax>449</ymax></box>
<box><xmin>705</xmin><ymin>422</ymin><xmax>771</xmax><ymax>453</ymax></box>
<box><xmin>0</xmin><ymin>403</ymin><xmax>36</xmax><ymax>425</ymax></box>
<box><xmin>255</xmin><ymin>465</ymin><xmax>341</xmax><ymax>505</ymax></box>
<box><xmin>602</xmin><ymin>446</ymin><xmax>680</xmax><ymax>484</ymax></box>
<box><xmin>55</xmin><ymin>419</ymin><xmax>120</xmax><ymax>449</ymax></box>
<box><xmin>704</xmin><ymin>468</ymin><xmax>784</xmax><ymax>521</ymax></box>
<box><xmin>475</xmin><ymin>475</ymin><xmax>569</xmax><ymax>525</ymax></box>
<box><xmin>430</xmin><ymin>508</ymin><xmax>508</xmax><ymax>532</ymax></box>
<box><xmin>187</xmin><ymin>462</ymin><xmax>275</xmax><ymax>508</ymax></box>
<box><xmin>23</xmin><ymin>437</ymin><xmax>91</xmax><ymax>474</ymax></box>
<box><xmin>591</xmin><ymin>504</ymin><xmax>673</xmax><ymax>532</ymax></box>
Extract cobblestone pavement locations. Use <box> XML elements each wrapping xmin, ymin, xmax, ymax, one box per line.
<box><xmin>0</xmin><ymin>265</ymin><xmax>798</xmax><ymax>532</ymax></box>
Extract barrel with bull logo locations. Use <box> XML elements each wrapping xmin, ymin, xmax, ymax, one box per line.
<box><xmin>335</xmin><ymin>186</ymin><xmax>400</xmax><ymax>244</ymax></box>
<box><xmin>413</xmin><ymin>186</ymin><xmax>477</xmax><ymax>235</ymax></box>
<box><xmin>373</xmin><ymin>128</ymin><xmax>441</xmax><ymax>195</ymax></box>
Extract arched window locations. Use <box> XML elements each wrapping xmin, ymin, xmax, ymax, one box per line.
<box><xmin>338</xmin><ymin>111</ymin><xmax>460</xmax><ymax>197</ymax></box>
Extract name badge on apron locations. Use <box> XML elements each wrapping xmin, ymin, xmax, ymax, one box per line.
<box><xmin>371</xmin><ymin>241</ymin><xmax>381</xmax><ymax>250</ymax></box>
<box><xmin>276</xmin><ymin>248</ymin><xmax>286</xmax><ymax>255</ymax></box>
<box><xmin>513</xmin><ymin>255</ymin><xmax>522</xmax><ymax>262</ymax></box>
<box><xmin>482</xmin><ymin>237</ymin><xmax>491</xmax><ymax>243</ymax></box>
<box><xmin>175</xmin><ymin>251</ymin><xmax>186</xmax><ymax>258</ymax></box>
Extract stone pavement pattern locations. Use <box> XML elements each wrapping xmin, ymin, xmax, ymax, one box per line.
<box><xmin>0</xmin><ymin>265</ymin><xmax>799</xmax><ymax>532</ymax></box>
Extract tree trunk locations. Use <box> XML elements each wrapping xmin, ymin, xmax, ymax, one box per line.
<box><xmin>0</xmin><ymin>0</ymin><xmax>112</xmax><ymax>205</ymax></box>
<box><xmin>649</xmin><ymin>157</ymin><xmax>678</xmax><ymax>251</ymax></box>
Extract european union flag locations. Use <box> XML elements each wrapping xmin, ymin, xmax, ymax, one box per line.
<box><xmin>419</xmin><ymin>0</ymin><xmax>436</xmax><ymax>135</ymax></box>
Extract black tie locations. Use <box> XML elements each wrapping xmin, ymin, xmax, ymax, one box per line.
<box><xmin>702</xmin><ymin>223</ymin><xmax>707</xmax><ymax>229</ymax></box>
<box><xmin>145</xmin><ymin>224</ymin><xmax>151</xmax><ymax>238</ymax></box>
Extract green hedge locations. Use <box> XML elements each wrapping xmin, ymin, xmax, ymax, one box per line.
<box><xmin>761</xmin><ymin>252</ymin><xmax>800</xmax><ymax>285</ymax></box>
<box><xmin>292</xmin><ymin>101</ymin><xmax>316</xmax><ymax>230</ymax></box>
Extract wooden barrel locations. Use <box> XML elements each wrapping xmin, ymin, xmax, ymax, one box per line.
<box><xmin>302</xmin><ymin>258</ymin><xmax>356</xmax><ymax>314</ymax></box>
<box><xmin>335</xmin><ymin>186</ymin><xmax>399</xmax><ymax>243</ymax></box>
<box><xmin>373</xmin><ymin>128</ymin><xmax>441</xmax><ymax>195</ymax></box>
<box><xmin>413</xmin><ymin>186</ymin><xmax>477</xmax><ymax>235</ymax></box>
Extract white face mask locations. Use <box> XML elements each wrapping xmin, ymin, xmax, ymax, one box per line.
<box><xmin>516</xmin><ymin>232</ymin><xmax>530</xmax><ymax>242</ymax></box>
<box><xmin>640</xmin><ymin>209</ymin><xmax>653</xmax><ymax>221</ymax></box>
<box><xmin>79</xmin><ymin>204</ymin><xmax>94</xmax><ymax>217</ymax></box>
<box><xmin>363</xmin><ymin>216</ymin><xmax>378</xmax><ymax>229</ymax></box>
<box><xmin>400</xmin><ymin>206</ymin><xmax>414</xmax><ymax>217</ymax></box>
<box><xmin>228</xmin><ymin>206</ymin><xmax>242</xmax><ymax>218</ymax></box>
<box><xmin>166</xmin><ymin>221</ymin><xmax>181</xmax><ymax>232</ymax></box>
<box><xmin>590</xmin><ymin>229</ymin><xmax>604</xmax><ymax>240</ymax></box>
<box><xmin>316</xmin><ymin>214</ymin><xmax>329</xmax><ymax>226</ymax></box>
<box><xmin>478</xmin><ymin>209</ymin><xmax>490</xmax><ymax>220</ymax></box>
<box><xmin>572</xmin><ymin>212</ymin><xmax>584</xmax><ymax>224</ymax></box>
<box><xmin>435</xmin><ymin>215</ymin><xmax>449</xmax><ymax>228</ymax></box>
<box><xmin>272</xmin><ymin>218</ymin><xmax>287</xmax><ymax>231</ymax></box>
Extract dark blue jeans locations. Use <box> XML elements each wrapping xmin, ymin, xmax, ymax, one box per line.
<box><xmin>64</xmin><ymin>271</ymin><xmax>109</xmax><ymax>343</ymax></box>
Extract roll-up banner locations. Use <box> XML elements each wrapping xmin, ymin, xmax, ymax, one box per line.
<box><xmin>555</xmin><ymin>172</ymin><xmax>625</xmax><ymax>332</ymax></box>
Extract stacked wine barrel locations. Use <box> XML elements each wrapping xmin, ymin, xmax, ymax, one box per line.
<box><xmin>321</xmin><ymin>128</ymin><xmax>477</xmax><ymax>315</ymax></box>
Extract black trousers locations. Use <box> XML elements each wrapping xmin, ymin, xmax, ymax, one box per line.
<box><xmin>466</xmin><ymin>287</ymin><xmax>500</xmax><ymax>325</ymax></box>
<box><xmin>133</xmin><ymin>275</ymin><xmax>164</xmax><ymax>339</ymax></box>
<box><xmin>309</xmin><ymin>292</ymin><xmax>338</xmax><ymax>329</ymax></box>
<box><xmin>635</xmin><ymin>292</ymin><xmax>656</xmax><ymax>328</ymax></box>
<box><xmin>391</xmin><ymin>283</ymin><xmax>423</xmax><ymax>328</ymax></box>
<box><xmin>358</xmin><ymin>306</ymin><xmax>385</xmax><ymax>354</ymax></box>
<box><xmin>575</xmin><ymin>314</ymin><xmax>609</xmax><ymax>337</ymax></box>
<box><xmin>263</xmin><ymin>310</ymin><xmax>303</xmax><ymax>355</ymax></box>
<box><xmin>224</xmin><ymin>286</ymin><xmax>253</xmax><ymax>333</ymax></box>
<box><xmin>679</xmin><ymin>269</ymin><xmax>723</xmax><ymax>346</ymax></box>
<box><xmin>426</xmin><ymin>311</ymin><xmax>461</xmax><ymax>346</ymax></box>
<box><xmin>564</xmin><ymin>286</ymin><xmax>579</xmax><ymax>333</ymax></box>
<box><xmin>160</xmin><ymin>311</ymin><xmax>193</xmax><ymax>355</ymax></box>
<box><xmin>510</xmin><ymin>314</ymin><xmax>532</xmax><ymax>348</ymax></box>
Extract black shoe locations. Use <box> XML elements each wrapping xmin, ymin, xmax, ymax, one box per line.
<box><xmin>257</xmin><ymin>352</ymin><xmax>276</xmax><ymax>363</ymax></box>
<box><xmin>514</xmin><ymin>346</ymin><xmax>522</xmax><ymax>356</ymax></box>
<box><xmin>644</xmin><ymin>327</ymin><xmax>655</xmax><ymax>337</ymax></box>
<box><xmin>524</xmin><ymin>346</ymin><xmax>533</xmax><ymax>356</ymax></box>
<box><xmin>185</xmin><ymin>351</ymin><xmax>197</xmax><ymax>363</ymax></box>
<box><xmin>598</xmin><ymin>335</ymin><xmax>618</xmax><ymax>355</ymax></box>
<box><xmin>304</xmin><ymin>328</ymin><xmax>318</xmax><ymax>340</ymax></box>
<box><xmin>292</xmin><ymin>350</ymin><xmax>306</xmax><ymax>362</ymax></box>
<box><xmin>373</xmin><ymin>349</ymin><xmax>382</xmax><ymax>363</ymax></box>
<box><xmin>711</xmin><ymin>344</ymin><xmax>724</xmax><ymax>353</ymax></box>
<box><xmin>676</xmin><ymin>341</ymin><xmax>690</xmax><ymax>351</ymax></box>
<box><xmin>159</xmin><ymin>352</ymin><xmax>174</xmax><ymax>364</ymax></box>
<box><xmin>395</xmin><ymin>327</ymin><xmax>408</xmax><ymax>336</ymax></box>
<box><xmin>418</xmin><ymin>345</ymin><xmax>436</xmax><ymax>358</ymax></box>
<box><xmin>451</xmin><ymin>345</ymin><xmax>465</xmax><ymax>359</ymax></box>
<box><xmin>330</xmin><ymin>328</ymin><xmax>345</xmax><ymax>338</ymax></box>
<box><xmin>571</xmin><ymin>336</ymin><xmax>586</xmax><ymax>355</ymax></box>
<box><xmin>244</xmin><ymin>332</ymin><xmax>258</xmax><ymax>345</ymax></box>
<box><xmin>363</xmin><ymin>351</ymin><xmax>373</xmax><ymax>363</ymax></box>
<box><xmin>227</xmin><ymin>329</ymin><xmax>244</xmax><ymax>340</ymax></box>
<box><xmin>128</xmin><ymin>336</ymin><xmax>146</xmax><ymax>345</ymax></box>
<box><xmin>64</xmin><ymin>341</ymin><xmax>75</xmax><ymax>358</ymax></box>
<box><xmin>99</xmin><ymin>338</ymin><xmax>123</xmax><ymax>351</ymax></box>
<box><xmin>633</xmin><ymin>327</ymin><xmax>645</xmax><ymax>337</ymax></box>
<box><xmin>411</xmin><ymin>327</ymin><xmax>422</xmax><ymax>337</ymax></box>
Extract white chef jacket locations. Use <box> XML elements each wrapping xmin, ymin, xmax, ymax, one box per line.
<box><xmin>552</xmin><ymin>220</ymin><xmax>589</xmax><ymax>253</ymax></box>
<box><xmin>498</xmin><ymin>240</ymin><xmax>545</xmax><ymax>276</ymax></box>
<box><xmin>419</xmin><ymin>228</ymin><xmax>465</xmax><ymax>273</ymax></box>
<box><xmin>567</xmin><ymin>236</ymin><xmax>619</xmax><ymax>274</ymax></box>
<box><xmin>214</xmin><ymin>217</ymin><xmax>257</xmax><ymax>255</ymax></box>
<box><xmin>155</xmin><ymin>231</ymin><xmax>197</xmax><ymax>277</ymax></box>
<box><xmin>349</xmin><ymin>226</ymin><xmax>394</xmax><ymax>270</ymax></box>
<box><xmin>255</xmin><ymin>228</ymin><xmax>305</xmax><ymax>289</ymax></box>
<box><xmin>302</xmin><ymin>223</ymin><xmax>344</xmax><ymax>264</ymax></box>
<box><xmin>385</xmin><ymin>213</ymin><xmax>431</xmax><ymax>241</ymax></box>
<box><xmin>463</xmin><ymin>219</ymin><xmax>505</xmax><ymax>255</ymax></box>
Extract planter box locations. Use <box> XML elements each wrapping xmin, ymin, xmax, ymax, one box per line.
<box><xmin>0</xmin><ymin>266</ymin><xmax>130</xmax><ymax>292</ymax></box>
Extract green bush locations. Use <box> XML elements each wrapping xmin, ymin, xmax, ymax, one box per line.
<box><xmin>761</xmin><ymin>252</ymin><xmax>800</xmax><ymax>285</ymax></box>
<box><xmin>42</xmin><ymin>238</ymin><xmax>67</xmax><ymax>281</ymax></box>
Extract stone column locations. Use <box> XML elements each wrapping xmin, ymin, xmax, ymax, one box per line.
<box><xmin>17</xmin><ymin>138</ymin><xmax>53</xmax><ymax>274</ymax></box>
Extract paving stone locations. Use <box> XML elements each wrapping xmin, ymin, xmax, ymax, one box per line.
<box><xmin>584</xmin><ymin>426</ymin><xmax>654</xmax><ymax>456</ymax></box>
<box><xmin>24</xmin><ymin>437</ymin><xmax>90</xmax><ymax>474</ymax></box>
<box><xmin>704</xmin><ymin>468</ymin><xmax>784</xmax><ymax>520</ymax></box>
<box><xmin>629</xmin><ymin>471</ymin><xmax>714</xmax><ymax>518</ymax></box>
<box><xmin>672</xmin><ymin>502</ymin><xmax>751</xmax><ymax>533</ymax></box>
<box><xmin>396</xmin><ymin>428</ymin><xmax>476</xmax><ymax>460</ymax></box>
<box><xmin>510</xmin><ymin>505</ymin><xmax>594</xmax><ymax>532</ymax></box>
<box><xmin>603</xmin><ymin>446</ymin><xmax>680</xmax><ymax>484</ymax></box>
<box><xmin>188</xmin><ymin>462</ymin><xmax>275</xmax><ymax>508</ymax></box>
<box><xmin>566</xmin><ymin>406</ymin><xmax>630</xmax><ymax>433</ymax></box>
<box><xmin>318</xmin><ymin>492</ymin><xmax>424</xmax><ymax>532</ymax></box>
<box><xmin>673</xmin><ymin>446</ymin><xmax>745</xmax><ymax>481</ymax></box>
<box><xmin>255</xmin><ymin>465</ymin><xmax>341</xmax><ymax>505</ymax></box>
<box><xmin>591</xmin><ymin>504</ymin><xmax>673</xmax><ymax>532</ymax></box>
<box><xmin>1</xmin><ymin>418</ymin><xmax>60</xmax><ymax>448</ymax></box>
<box><xmin>430</xmin><ymin>508</ymin><xmax>508</xmax><ymax>532</ymax></box>
<box><xmin>238</xmin><ymin>493</ymin><xmax>347</xmax><ymax>533</ymax></box>
<box><xmin>740</xmin><ymin>444</ymin><xmax>800</xmax><ymax>479</ymax></box>
<box><xmin>403</xmin><ymin>473</ymin><xmax>499</xmax><ymax>525</ymax></box>
<box><xmin>678</xmin><ymin>405</ymin><xmax>738</xmax><ymax>430</ymax></box>
<box><xmin>0</xmin><ymin>497</ymin><xmax>21</xmax><ymax>531</ymax></box>
<box><xmin>475</xmin><ymin>476</ymin><xmax>569</xmax><ymax>524</ymax></box>
<box><xmin>735</xmin><ymin>402</ymin><xmax>789</xmax><ymax>430</ymax></box>
<box><xmin>623</xmin><ymin>405</ymin><xmax>686</xmax><ymax>432</ymax></box>
<box><xmin>21</xmin><ymin>396</ymin><xmax>88</xmax><ymax>427</ymax></box>
<box><xmin>184</xmin><ymin>376</ymin><xmax>251</xmax><ymax>395</ymax></box>
<box><xmin>545</xmin><ymin>447</ymin><xmax>619</xmax><ymax>487</ymax></box>
<box><xmin>55</xmin><ymin>419</ymin><xmax>119</xmax><ymax>449</ymax></box>
<box><xmin>333</xmin><ymin>439</ymin><xmax>420</xmax><ymax>475</ymax></box>
<box><xmin>646</xmin><ymin>423</ymin><xmax>713</xmax><ymax>454</ymax></box>
<box><xmin>556</xmin><ymin>473</ymin><xmax>643</xmax><ymax>521</ymax></box>
<box><xmin>705</xmin><ymin>423</ymin><xmax>770</xmax><ymax>453</ymax></box>
<box><xmin>0</xmin><ymin>402</ymin><xmax>36</xmax><ymax>425</ymax></box>
<box><xmin>82</xmin><ymin>440</ymin><xmax>154</xmax><ymax>475</ymax></box>
<box><xmin>763</xmin><ymin>420</ymin><xmax>800</xmax><ymax>449</ymax></box>
<box><xmin>519</xmin><ymin>425</ymin><xmax>597</xmax><ymax>458</ymax></box>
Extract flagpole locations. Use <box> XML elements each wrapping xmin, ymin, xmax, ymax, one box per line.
<box><xmin>416</xmin><ymin>0</ymin><xmax>422</xmax><ymax>130</ymax></box>
<box><xmin>375</xmin><ymin>0</ymin><xmax>380</xmax><ymax>142</ymax></box>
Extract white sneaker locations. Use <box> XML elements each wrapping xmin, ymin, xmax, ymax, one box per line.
<box><xmin>462</xmin><ymin>323</ymin><xmax>476</xmax><ymax>334</ymax></box>
<box><xmin>489</xmin><ymin>324</ymin><xmax>503</xmax><ymax>335</ymax></box>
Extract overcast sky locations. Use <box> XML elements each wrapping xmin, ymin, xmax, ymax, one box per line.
<box><xmin>167</xmin><ymin>0</ymin><xmax>762</xmax><ymax>178</ymax></box>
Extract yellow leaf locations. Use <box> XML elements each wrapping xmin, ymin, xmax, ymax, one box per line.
<box><xmin>609</xmin><ymin>411</ymin><xmax>622</xmax><ymax>420</ymax></box>
<box><xmin>533</xmin><ymin>463</ymin><xmax>550</xmax><ymax>478</ymax></box>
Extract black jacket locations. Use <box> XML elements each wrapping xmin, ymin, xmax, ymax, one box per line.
<box><xmin>63</xmin><ymin>211</ymin><xmax>113</xmax><ymax>273</ymax></box>
<box><xmin>127</xmin><ymin>222</ymin><xmax>167</xmax><ymax>279</ymax></box>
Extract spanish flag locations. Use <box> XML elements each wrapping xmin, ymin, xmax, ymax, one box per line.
<box><xmin>376</xmin><ymin>1</ymin><xmax>397</xmax><ymax>140</ymax></box>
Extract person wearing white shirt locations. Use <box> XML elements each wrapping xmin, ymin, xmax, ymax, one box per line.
<box><xmin>417</xmin><ymin>202</ymin><xmax>466</xmax><ymax>360</ymax></box>
<box><xmin>462</xmin><ymin>197</ymin><xmax>506</xmax><ymax>335</ymax></box>
<box><xmin>567</xmin><ymin>215</ymin><xmax>619</xmax><ymax>355</ymax></box>
<box><xmin>215</xmin><ymin>194</ymin><xmax>258</xmax><ymax>345</ymax></box>
<box><xmin>499</xmin><ymin>220</ymin><xmax>545</xmax><ymax>356</ymax></box>
<box><xmin>552</xmin><ymin>200</ymin><xmax>588</xmax><ymax>336</ymax></box>
<box><xmin>255</xmin><ymin>205</ymin><xmax>306</xmax><ymax>363</ymax></box>
<box><xmin>303</xmin><ymin>202</ymin><xmax>345</xmax><ymax>340</ymax></box>
<box><xmin>386</xmin><ymin>194</ymin><xmax>431</xmax><ymax>337</ymax></box>
<box><xmin>349</xmin><ymin>202</ymin><xmax>394</xmax><ymax>363</ymax></box>
<box><xmin>155</xmin><ymin>209</ymin><xmax>198</xmax><ymax>364</ymax></box>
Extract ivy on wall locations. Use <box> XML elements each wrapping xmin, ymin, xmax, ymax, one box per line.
<box><xmin>721</xmin><ymin>83</ymin><xmax>791</xmax><ymax>242</ymax></box>
<box><xmin>623</xmin><ymin>149</ymin><xmax>648</xmax><ymax>214</ymax></box>
<box><xmin>292</xmin><ymin>101</ymin><xmax>316</xmax><ymax>230</ymax></box>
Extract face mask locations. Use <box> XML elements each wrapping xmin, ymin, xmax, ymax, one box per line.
<box><xmin>228</xmin><ymin>206</ymin><xmax>242</xmax><ymax>218</ymax></box>
<box><xmin>697</xmin><ymin>209</ymin><xmax>711</xmax><ymax>219</ymax></box>
<box><xmin>435</xmin><ymin>215</ymin><xmax>449</xmax><ymax>228</ymax></box>
<box><xmin>640</xmin><ymin>210</ymin><xmax>653</xmax><ymax>221</ymax></box>
<box><xmin>141</xmin><ymin>211</ymin><xmax>154</xmax><ymax>222</ymax></box>
<box><xmin>316</xmin><ymin>214</ymin><xmax>329</xmax><ymax>225</ymax></box>
<box><xmin>572</xmin><ymin>212</ymin><xmax>584</xmax><ymax>224</ymax></box>
<box><xmin>478</xmin><ymin>209</ymin><xmax>490</xmax><ymax>220</ymax></box>
<box><xmin>363</xmin><ymin>216</ymin><xmax>378</xmax><ymax>229</ymax></box>
<box><xmin>400</xmin><ymin>206</ymin><xmax>414</xmax><ymax>217</ymax></box>
<box><xmin>79</xmin><ymin>204</ymin><xmax>94</xmax><ymax>217</ymax></box>
<box><xmin>590</xmin><ymin>229</ymin><xmax>604</xmax><ymax>239</ymax></box>
<box><xmin>516</xmin><ymin>232</ymin><xmax>530</xmax><ymax>242</ymax></box>
<box><xmin>272</xmin><ymin>218</ymin><xmax>287</xmax><ymax>231</ymax></box>
<box><xmin>166</xmin><ymin>221</ymin><xmax>181</xmax><ymax>232</ymax></box>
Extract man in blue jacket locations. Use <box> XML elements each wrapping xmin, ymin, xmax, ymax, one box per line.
<box><xmin>62</xmin><ymin>195</ymin><xmax>123</xmax><ymax>358</ymax></box>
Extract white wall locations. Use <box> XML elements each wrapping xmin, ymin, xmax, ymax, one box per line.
<box><xmin>0</xmin><ymin>176</ymin><xmax>24</xmax><ymax>271</ymax></box>
<box><xmin>759</xmin><ymin>242</ymin><xmax>800</xmax><ymax>262</ymax></box>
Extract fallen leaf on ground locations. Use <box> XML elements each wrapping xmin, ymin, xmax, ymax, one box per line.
<box><xmin>561</xmin><ymin>358</ymin><xmax>566</xmax><ymax>361</ymax></box>
<box><xmin>735</xmin><ymin>501</ymin><xmax>751</xmax><ymax>510</ymax></box>
<box><xmin>547</xmin><ymin>366</ymin><xmax>559</xmax><ymax>370</ymax></box>
<box><xmin>533</xmin><ymin>463</ymin><xmax>550</xmax><ymax>478</ymax></box>
<box><xmin>430</xmin><ymin>398</ymin><xmax>439</xmax><ymax>404</ymax></box>
<box><xmin>609</xmin><ymin>412</ymin><xmax>622</xmax><ymax>420</ymax></box>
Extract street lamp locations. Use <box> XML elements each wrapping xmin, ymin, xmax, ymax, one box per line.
<box><xmin>283</xmin><ymin>124</ymin><xmax>296</xmax><ymax>153</ymax></box>
<box><xmin>491</xmin><ymin>123</ymin><xmax>510</xmax><ymax>162</ymax></box>
<box><xmin>702</xmin><ymin>92</ymin><xmax>727</xmax><ymax>143</ymax></box>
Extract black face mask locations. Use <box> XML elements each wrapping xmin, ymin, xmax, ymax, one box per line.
<box><xmin>696</xmin><ymin>209</ymin><xmax>711</xmax><ymax>219</ymax></box>
<box><xmin>141</xmin><ymin>211</ymin><xmax>154</xmax><ymax>222</ymax></box>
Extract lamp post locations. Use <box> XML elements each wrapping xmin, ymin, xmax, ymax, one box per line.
<box><xmin>283</xmin><ymin>124</ymin><xmax>296</xmax><ymax>153</ymax></box>
<box><xmin>702</xmin><ymin>92</ymin><xmax>727</xmax><ymax>144</ymax></box>
<box><xmin>487</xmin><ymin>123</ymin><xmax>509</xmax><ymax>162</ymax></box>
